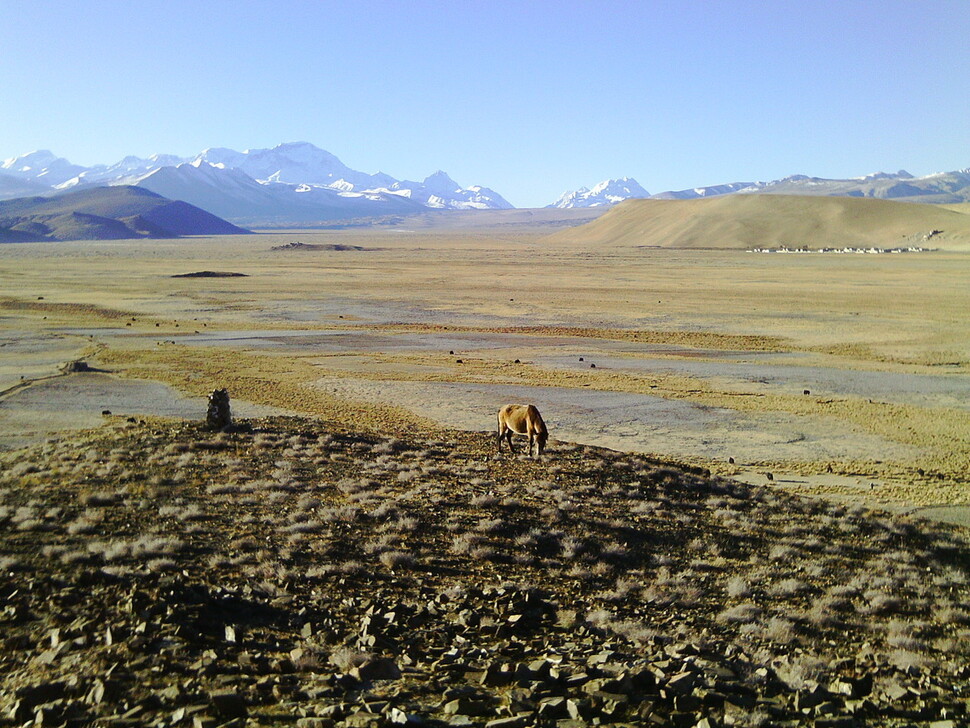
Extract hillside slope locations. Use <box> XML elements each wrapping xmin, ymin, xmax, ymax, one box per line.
<box><xmin>0</xmin><ymin>186</ymin><xmax>248</xmax><ymax>242</ymax></box>
<box><xmin>1</xmin><ymin>415</ymin><xmax>968</xmax><ymax>725</ymax></box>
<box><xmin>545</xmin><ymin>194</ymin><xmax>970</xmax><ymax>251</ymax></box>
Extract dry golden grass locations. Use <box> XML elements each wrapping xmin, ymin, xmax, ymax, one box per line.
<box><xmin>360</xmin><ymin>322</ymin><xmax>788</xmax><ymax>352</ymax></box>
<box><xmin>2</xmin><ymin>228</ymin><xmax>968</xmax><ymax>514</ymax></box>
<box><xmin>97</xmin><ymin>344</ymin><xmax>436</xmax><ymax>435</ymax></box>
<box><xmin>547</xmin><ymin>194</ymin><xmax>970</xmax><ymax>250</ymax></box>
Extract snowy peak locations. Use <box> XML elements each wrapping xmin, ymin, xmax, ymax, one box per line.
<box><xmin>193</xmin><ymin>144</ymin><xmax>353</xmax><ymax>184</ymax></box>
<box><xmin>857</xmin><ymin>170</ymin><xmax>914</xmax><ymax>182</ymax></box>
<box><xmin>1</xmin><ymin>150</ymin><xmax>89</xmax><ymax>186</ymax></box>
<box><xmin>232</xmin><ymin>142</ymin><xmax>352</xmax><ymax>184</ymax></box>
<box><xmin>549</xmin><ymin>177</ymin><xmax>649</xmax><ymax>208</ymax></box>
<box><xmin>194</xmin><ymin>147</ymin><xmax>247</xmax><ymax>170</ymax></box>
<box><xmin>2</xmin><ymin>149</ymin><xmax>60</xmax><ymax>173</ymax></box>
<box><xmin>382</xmin><ymin>171</ymin><xmax>512</xmax><ymax>210</ymax></box>
<box><xmin>422</xmin><ymin>170</ymin><xmax>461</xmax><ymax>195</ymax></box>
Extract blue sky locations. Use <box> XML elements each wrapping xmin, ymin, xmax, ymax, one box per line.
<box><xmin>2</xmin><ymin>0</ymin><xmax>969</xmax><ymax>207</ymax></box>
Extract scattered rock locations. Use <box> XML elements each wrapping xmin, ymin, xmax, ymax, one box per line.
<box><xmin>352</xmin><ymin>657</ymin><xmax>402</xmax><ymax>682</ymax></box>
<box><xmin>0</xmin><ymin>416</ymin><xmax>967</xmax><ymax>727</ymax></box>
<box><xmin>171</xmin><ymin>271</ymin><xmax>248</xmax><ymax>278</ymax></box>
<box><xmin>61</xmin><ymin>360</ymin><xmax>92</xmax><ymax>373</ymax></box>
<box><xmin>270</xmin><ymin>242</ymin><xmax>367</xmax><ymax>252</ymax></box>
<box><xmin>208</xmin><ymin>689</ymin><xmax>247</xmax><ymax>718</ymax></box>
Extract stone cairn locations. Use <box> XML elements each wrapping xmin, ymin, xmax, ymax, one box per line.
<box><xmin>205</xmin><ymin>388</ymin><xmax>232</xmax><ymax>431</ymax></box>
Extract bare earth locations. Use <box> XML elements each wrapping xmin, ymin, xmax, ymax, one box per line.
<box><xmin>1</xmin><ymin>229</ymin><xmax>969</xmax><ymax>523</ymax></box>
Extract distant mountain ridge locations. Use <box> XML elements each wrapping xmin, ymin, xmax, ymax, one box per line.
<box><xmin>553</xmin><ymin>169</ymin><xmax>970</xmax><ymax>208</ymax></box>
<box><xmin>0</xmin><ymin>143</ymin><xmax>513</xmax><ymax>225</ymax></box>
<box><xmin>0</xmin><ymin>186</ymin><xmax>248</xmax><ymax>242</ymax></box>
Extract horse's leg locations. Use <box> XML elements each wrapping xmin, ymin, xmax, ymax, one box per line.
<box><xmin>505</xmin><ymin>429</ymin><xmax>515</xmax><ymax>453</ymax></box>
<box><xmin>497</xmin><ymin>421</ymin><xmax>505</xmax><ymax>452</ymax></box>
<box><xmin>528</xmin><ymin>430</ymin><xmax>535</xmax><ymax>458</ymax></box>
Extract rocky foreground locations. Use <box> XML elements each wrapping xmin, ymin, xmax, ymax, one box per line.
<box><xmin>1</xmin><ymin>416</ymin><xmax>968</xmax><ymax>727</ymax></box>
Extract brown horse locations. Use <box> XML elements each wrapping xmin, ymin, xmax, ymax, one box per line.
<box><xmin>497</xmin><ymin>404</ymin><xmax>548</xmax><ymax>458</ymax></box>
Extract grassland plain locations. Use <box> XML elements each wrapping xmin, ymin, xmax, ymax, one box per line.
<box><xmin>1</xmin><ymin>230</ymin><xmax>968</xmax><ymax>512</ymax></box>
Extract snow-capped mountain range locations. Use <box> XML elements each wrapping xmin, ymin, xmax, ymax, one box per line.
<box><xmin>4</xmin><ymin>143</ymin><xmax>970</xmax><ymax>224</ymax></box>
<box><xmin>0</xmin><ymin>143</ymin><xmax>513</xmax><ymax>224</ymax></box>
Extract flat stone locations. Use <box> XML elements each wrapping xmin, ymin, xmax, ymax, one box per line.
<box><xmin>16</xmin><ymin>682</ymin><xmax>68</xmax><ymax>709</ymax></box>
<box><xmin>481</xmin><ymin>663</ymin><xmax>513</xmax><ymax>687</ymax></box>
<box><xmin>443</xmin><ymin>698</ymin><xmax>490</xmax><ymax>717</ymax></box>
<box><xmin>673</xmin><ymin>694</ymin><xmax>702</xmax><ymax>712</ymax></box>
<box><xmin>208</xmin><ymin>690</ymin><xmax>247</xmax><ymax>719</ymax></box>
<box><xmin>538</xmin><ymin>697</ymin><xmax>568</xmax><ymax>718</ymax></box>
<box><xmin>352</xmin><ymin>657</ymin><xmax>401</xmax><ymax>681</ymax></box>
<box><xmin>343</xmin><ymin>712</ymin><xmax>382</xmax><ymax>727</ymax></box>
<box><xmin>814</xmin><ymin>700</ymin><xmax>843</xmax><ymax>716</ymax></box>
<box><xmin>296</xmin><ymin>719</ymin><xmax>335</xmax><ymax>728</ymax></box>
<box><xmin>589</xmin><ymin>690</ymin><xmax>629</xmax><ymax>707</ymax></box>
<box><xmin>156</xmin><ymin>685</ymin><xmax>182</xmax><ymax>703</ymax></box>
<box><xmin>832</xmin><ymin>675</ymin><xmax>872</xmax><ymax>699</ymax></box>
<box><xmin>529</xmin><ymin>659</ymin><xmax>552</xmax><ymax>678</ymax></box>
<box><xmin>32</xmin><ymin>704</ymin><xmax>66</xmax><ymax>727</ymax></box>
<box><xmin>884</xmin><ymin>683</ymin><xmax>912</xmax><ymax>702</ymax></box>
<box><xmin>314</xmin><ymin>704</ymin><xmax>347</xmax><ymax>719</ymax></box>
<box><xmin>664</xmin><ymin>671</ymin><xmax>696</xmax><ymax>694</ymax></box>
<box><xmin>794</xmin><ymin>687</ymin><xmax>830</xmax><ymax>712</ymax></box>
<box><xmin>564</xmin><ymin>673</ymin><xmax>590</xmax><ymax>688</ymax></box>
<box><xmin>484</xmin><ymin>717</ymin><xmax>530</xmax><ymax>728</ymax></box>
<box><xmin>388</xmin><ymin>707</ymin><xmax>425</xmax><ymax>725</ymax></box>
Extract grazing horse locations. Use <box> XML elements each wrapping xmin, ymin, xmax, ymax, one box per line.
<box><xmin>497</xmin><ymin>404</ymin><xmax>548</xmax><ymax>458</ymax></box>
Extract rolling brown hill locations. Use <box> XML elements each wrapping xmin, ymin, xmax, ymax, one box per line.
<box><xmin>0</xmin><ymin>186</ymin><xmax>249</xmax><ymax>242</ymax></box>
<box><xmin>546</xmin><ymin>194</ymin><xmax>970</xmax><ymax>251</ymax></box>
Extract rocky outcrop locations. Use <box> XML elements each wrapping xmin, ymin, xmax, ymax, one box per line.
<box><xmin>205</xmin><ymin>388</ymin><xmax>232</xmax><ymax>431</ymax></box>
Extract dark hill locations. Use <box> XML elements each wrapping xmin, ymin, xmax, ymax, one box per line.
<box><xmin>0</xmin><ymin>186</ymin><xmax>249</xmax><ymax>242</ymax></box>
